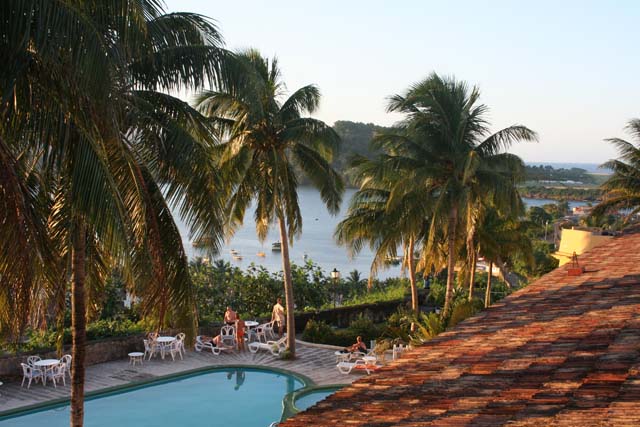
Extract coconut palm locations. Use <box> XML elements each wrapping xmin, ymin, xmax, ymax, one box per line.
<box><xmin>592</xmin><ymin>119</ymin><xmax>640</xmax><ymax>220</ymax></box>
<box><xmin>335</xmin><ymin>141</ymin><xmax>431</xmax><ymax>318</ymax></box>
<box><xmin>386</xmin><ymin>73</ymin><xmax>537</xmax><ymax>314</ymax></box>
<box><xmin>196</xmin><ymin>50</ymin><xmax>344</xmax><ymax>357</ymax></box>
<box><xmin>2</xmin><ymin>2</ymin><xmax>226</xmax><ymax>425</ymax></box>
<box><xmin>475</xmin><ymin>208</ymin><xmax>533</xmax><ymax>307</ymax></box>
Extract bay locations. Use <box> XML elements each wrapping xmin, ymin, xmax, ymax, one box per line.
<box><xmin>174</xmin><ymin>188</ymin><xmax>588</xmax><ymax>279</ymax></box>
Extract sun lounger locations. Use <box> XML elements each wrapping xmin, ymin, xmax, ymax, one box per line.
<box><xmin>248</xmin><ymin>334</ymin><xmax>287</xmax><ymax>356</ymax></box>
<box><xmin>195</xmin><ymin>335</ymin><xmax>220</xmax><ymax>354</ymax></box>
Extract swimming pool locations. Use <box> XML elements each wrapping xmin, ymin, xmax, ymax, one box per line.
<box><xmin>0</xmin><ymin>368</ymin><xmax>308</xmax><ymax>427</ymax></box>
<box><xmin>293</xmin><ymin>387</ymin><xmax>340</xmax><ymax>411</ymax></box>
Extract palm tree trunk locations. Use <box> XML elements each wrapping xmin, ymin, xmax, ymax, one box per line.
<box><xmin>484</xmin><ymin>261</ymin><xmax>493</xmax><ymax>308</ymax></box>
<box><xmin>277</xmin><ymin>215</ymin><xmax>296</xmax><ymax>357</ymax></box>
<box><xmin>407</xmin><ymin>237</ymin><xmax>419</xmax><ymax>332</ymax></box>
<box><xmin>70</xmin><ymin>220</ymin><xmax>87</xmax><ymax>427</ymax></box>
<box><xmin>443</xmin><ymin>206</ymin><xmax>458</xmax><ymax>315</ymax></box>
<box><xmin>468</xmin><ymin>249</ymin><xmax>477</xmax><ymax>302</ymax></box>
<box><xmin>494</xmin><ymin>256</ymin><xmax>514</xmax><ymax>289</ymax></box>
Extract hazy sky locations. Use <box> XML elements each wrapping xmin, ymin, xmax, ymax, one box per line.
<box><xmin>164</xmin><ymin>0</ymin><xmax>639</xmax><ymax>164</ymax></box>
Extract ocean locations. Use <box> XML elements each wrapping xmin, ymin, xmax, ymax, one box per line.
<box><xmin>174</xmin><ymin>187</ymin><xmax>587</xmax><ymax>280</ymax></box>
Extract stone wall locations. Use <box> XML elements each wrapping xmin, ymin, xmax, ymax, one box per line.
<box><xmin>0</xmin><ymin>334</ymin><xmax>144</xmax><ymax>379</ymax></box>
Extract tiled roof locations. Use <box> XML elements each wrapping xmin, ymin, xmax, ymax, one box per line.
<box><xmin>282</xmin><ymin>233</ymin><xmax>640</xmax><ymax>426</ymax></box>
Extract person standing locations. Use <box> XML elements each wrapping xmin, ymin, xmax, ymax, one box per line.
<box><xmin>224</xmin><ymin>306</ymin><xmax>237</xmax><ymax>325</ymax></box>
<box><xmin>236</xmin><ymin>316</ymin><xmax>246</xmax><ymax>351</ymax></box>
<box><xmin>271</xmin><ymin>298</ymin><xmax>285</xmax><ymax>336</ymax></box>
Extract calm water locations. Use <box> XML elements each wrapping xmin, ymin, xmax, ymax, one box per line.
<box><xmin>294</xmin><ymin>389</ymin><xmax>339</xmax><ymax>411</ymax></box>
<box><xmin>174</xmin><ymin>188</ymin><xmax>588</xmax><ymax>279</ymax></box>
<box><xmin>0</xmin><ymin>369</ymin><xmax>304</xmax><ymax>427</ymax></box>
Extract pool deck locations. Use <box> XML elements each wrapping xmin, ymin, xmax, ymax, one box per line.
<box><xmin>0</xmin><ymin>341</ymin><xmax>358</xmax><ymax>414</ymax></box>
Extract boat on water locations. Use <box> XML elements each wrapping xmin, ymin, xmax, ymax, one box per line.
<box><xmin>385</xmin><ymin>255</ymin><xmax>402</xmax><ymax>265</ymax></box>
<box><xmin>257</xmin><ymin>251</ymin><xmax>266</xmax><ymax>257</ymax></box>
<box><xmin>232</xmin><ymin>254</ymin><xmax>243</xmax><ymax>261</ymax></box>
<box><xmin>272</xmin><ymin>242</ymin><xmax>281</xmax><ymax>252</ymax></box>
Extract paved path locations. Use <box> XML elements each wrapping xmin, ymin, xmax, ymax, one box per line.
<box><xmin>0</xmin><ymin>341</ymin><xmax>359</xmax><ymax>413</ymax></box>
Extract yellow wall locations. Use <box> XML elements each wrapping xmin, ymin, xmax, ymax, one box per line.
<box><xmin>552</xmin><ymin>228</ymin><xmax>613</xmax><ymax>266</ymax></box>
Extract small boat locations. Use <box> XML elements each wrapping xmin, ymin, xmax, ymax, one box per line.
<box><xmin>385</xmin><ymin>255</ymin><xmax>402</xmax><ymax>265</ymax></box>
<box><xmin>272</xmin><ymin>242</ymin><xmax>281</xmax><ymax>252</ymax></box>
<box><xmin>232</xmin><ymin>254</ymin><xmax>243</xmax><ymax>261</ymax></box>
<box><xmin>257</xmin><ymin>251</ymin><xmax>266</xmax><ymax>257</ymax></box>
<box><xmin>230</xmin><ymin>249</ymin><xmax>239</xmax><ymax>255</ymax></box>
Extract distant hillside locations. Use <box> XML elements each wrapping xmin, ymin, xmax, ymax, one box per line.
<box><xmin>525</xmin><ymin>165</ymin><xmax>597</xmax><ymax>184</ymax></box>
<box><xmin>328</xmin><ymin>121</ymin><xmax>603</xmax><ymax>191</ymax></box>
<box><xmin>330</xmin><ymin>121</ymin><xmax>391</xmax><ymax>186</ymax></box>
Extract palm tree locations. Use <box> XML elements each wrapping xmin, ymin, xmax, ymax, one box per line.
<box><xmin>197</xmin><ymin>50</ymin><xmax>344</xmax><ymax>357</ymax></box>
<box><xmin>475</xmin><ymin>208</ymin><xmax>533</xmax><ymax>307</ymax></box>
<box><xmin>335</xmin><ymin>142</ymin><xmax>431</xmax><ymax>318</ymax></box>
<box><xmin>592</xmin><ymin>119</ymin><xmax>640</xmax><ymax>220</ymax></box>
<box><xmin>2</xmin><ymin>2</ymin><xmax>227</xmax><ymax>425</ymax></box>
<box><xmin>386</xmin><ymin>73</ymin><xmax>537</xmax><ymax>314</ymax></box>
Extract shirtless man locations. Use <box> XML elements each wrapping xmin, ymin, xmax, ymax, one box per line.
<box><xmin>224</xmin><ymin>306</ymin><xmax>237</xmax><ymax>325</ymax></box>
<box><xmin>271</xmin><ymin>298</ymin><xmax>285</xmax><ymax>336</ymax></box>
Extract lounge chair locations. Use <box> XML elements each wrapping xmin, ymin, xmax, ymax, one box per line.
<box><xmin>248</xmin><ymin>334</ymin><xmax>287</xmax><ymax>356</ymax></box>
<box><xmin>336</xmin><ymin>358</ymin><xmax>381</xmax><ymax>375</ymax></box>
<box><xmin>195</xmin><ymin>336</ymin><xmax>221</xmax><ymax>355</ymax></box>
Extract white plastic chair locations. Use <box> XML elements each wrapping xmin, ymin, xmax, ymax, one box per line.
<box><xmin>46</xmin><ymin>362</ymin><xmax>66</xmax><ymax>388</ymax></box>
<box><xmin>143</xmin><ymin>339</ymin><xmax>159</xmax><ymax>360</ymax></box>
<box><xmin>167</xmin><ymin>340</ymin><xmax>183</xmax><ymax>361</ymax></box>
<box><xmin>220</xmin><ymin>325</ymin><xmax>236</xmax><ymax>348</ymax></box>
<box><xmin>26</xmin><ymin>355</ymin><xmax>41</xmax><ymax>367</ymax></box>
<box><xmin>393</xmin><ymin>344</ymin><xmax>406</xmax><ymax>360</ymax></box>
<box><xmin>256</xmin><ymin>323</ymin><xmax>276</xmax><ymax>343</ymax></box>
<box><xmin>175</xmin><ymin>333</ymin><xmax>186</xmax><ymax>357</ymax></box>
<box><xmin>61</xmin><ymin>354</ymin><xmax>72</xmax><ymax>379</ymax></box>
<box><xmin>20</xmin><ymin>363</ymin><xmax>42</xmax><ymax>389</ymax></box>
<box><xmin>195</xmin><ymin>336</ymin><xmax>221</xmax><ymax>355</ymax></box>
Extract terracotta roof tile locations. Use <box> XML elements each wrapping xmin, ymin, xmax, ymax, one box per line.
<box><xmin>281</xmin><ymin>233</ymin><xmax>640</xmax><ymax>426</ymax></box>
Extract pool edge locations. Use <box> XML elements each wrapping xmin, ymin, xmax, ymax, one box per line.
<box><xmin>0</xmin><ymin>364</ymin><xmax>315</xmax><ymax>420</ymax></box>
<box><xmin>281</xmin><ymin>383</ymin><xmax>345</xmax><ymax>422</ymax></box>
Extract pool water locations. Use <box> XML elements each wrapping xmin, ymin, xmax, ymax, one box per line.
<box><xmin>294</xmin><ymin>389</ymin><xmax>338</xmax><ymax>411</ymax></box>
<box><xmin>0</xmin><ymin>368</ymin><xmax>304</xmax><ymax>427</ymax></box>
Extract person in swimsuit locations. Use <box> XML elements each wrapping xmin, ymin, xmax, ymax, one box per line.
<box><xmin>346</xmin><ymin>336</ymin><xmax>367</xmax><ymax>353</ymax></box>
<box><xmin>236</xmin><ymin>316</ymin><xmax>245</xmax><ymax>351</ymax></box>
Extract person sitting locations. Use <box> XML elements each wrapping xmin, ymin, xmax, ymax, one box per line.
<box><xmin>346</xmin><ymin>336</ymin><xmax>367</xmax><ymax>353</ymax></box>
<box><xmin>224</xmin><ymin>306</ymin><xmax>237</xmax><ymax>325</ymax></box>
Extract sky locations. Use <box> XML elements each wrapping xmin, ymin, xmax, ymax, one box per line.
<box><xmin>164</xmin><ymin>0</ymin><xmax>639</xmax><ymax>164</ymax></box>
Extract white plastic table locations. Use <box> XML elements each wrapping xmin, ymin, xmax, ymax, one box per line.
<box><xmin>34</xmin><ymin>359</ymin><xmax>59</xmax><ymax>385</ymax></box>
<box><xmin>244</xmin><ymin>321</ymin><xmax>259</xmax><ymax>328</ymax></box>
<box><xmin>128</xmin><ymin>352</ymin><xmax>144</xmax><ymax>366</ymax></box>
<box><xmin>156</xmin><ymin>337</ymin><xmax>175</xmax><ymax>359</ymax></box>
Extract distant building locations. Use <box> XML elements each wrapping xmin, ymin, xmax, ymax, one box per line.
<box><xmin>552</xmin><ymin>227</ymin><xmax>612</xmax><ymax>266</ymax></box>
<box><xmin>571</xmin><ymin>205</ymin><xmax>592</xmax><ymax>216</ymax></box>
